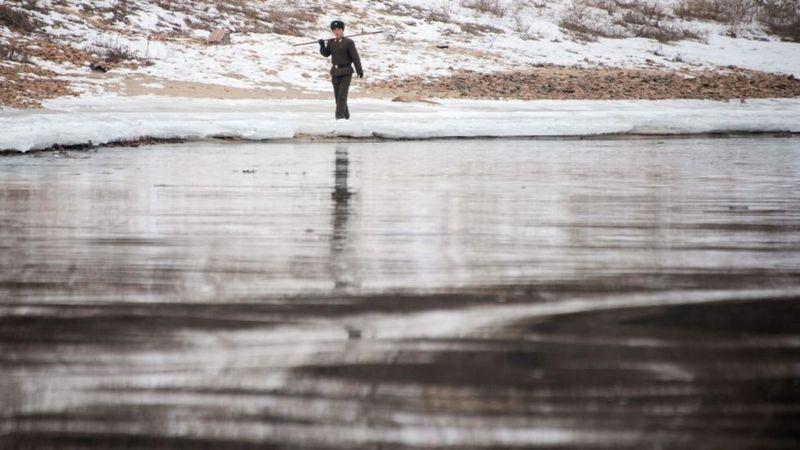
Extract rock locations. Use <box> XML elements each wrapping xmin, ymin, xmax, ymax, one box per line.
<box><xmin>364</xmin><ymin>66</ymin><xmax>800</xmax><ymax>103</ymax></box>
<box><xmin>89</xmin><ymin>62</ymin><xmax>109</xmax><ymax>73</ymax></box>
<box><xmin>208</xmin><ymin>29</ymin><xmax>231</xmax><ymax>45</ymax></box>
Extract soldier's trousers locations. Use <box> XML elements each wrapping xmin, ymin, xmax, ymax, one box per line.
<box><xmin>331</xmin><ymin>74</ymin><xmax>352</xmax><ymax>119</ymax></box>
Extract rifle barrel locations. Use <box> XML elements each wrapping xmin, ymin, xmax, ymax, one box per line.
<box><xmin>293</xmin><ymin>31</ymin><xmax>384</xmax><ymax>47</ymax></box>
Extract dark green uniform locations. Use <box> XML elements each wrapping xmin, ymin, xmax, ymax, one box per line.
<box><xmin>319</xmin><ymin>37</ymin><xmax>363</xmax><ymax>120</ymax></box>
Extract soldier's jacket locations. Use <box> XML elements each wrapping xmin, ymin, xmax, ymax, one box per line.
<box><xmin>320</xmin><ymin>37</ymin><xmax>363</xmax><ymax>77</ymax></box>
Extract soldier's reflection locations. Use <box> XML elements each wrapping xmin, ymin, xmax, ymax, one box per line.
<box><xmin>330</xmin><ymin>145</ymin><xmax>359</xmax><ymax>289</ymax></box>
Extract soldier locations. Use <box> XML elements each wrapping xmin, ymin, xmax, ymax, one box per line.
<box><xmin>318</xmin><ymin>20</ymin><xmax>364</xmax><ymax>120</ymax></box>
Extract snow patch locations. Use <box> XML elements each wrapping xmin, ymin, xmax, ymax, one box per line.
<box><xmin>2</xmin><ymin>96</ymin><xmax>799</xmax><ymax>152</ymax></box>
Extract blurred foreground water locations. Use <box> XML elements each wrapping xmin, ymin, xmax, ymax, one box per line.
<box><xmin>1</xmin><ymin>137</ymin><xmax>799</xmax><ymax>449</ymax></box>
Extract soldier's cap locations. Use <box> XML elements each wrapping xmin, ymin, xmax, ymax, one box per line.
<box><xmin>330</xmin><ymin>20</ymin><xmax>345</xmax><ymax>30</ymax></box>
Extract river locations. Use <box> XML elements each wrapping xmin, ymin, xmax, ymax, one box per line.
<box><xmin>1</xmin><ymin>137</ymin><xmax>799</xmax><ymax>449</ymax></box>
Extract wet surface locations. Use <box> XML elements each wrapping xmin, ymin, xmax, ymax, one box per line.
<box><xmin>1</xmin><ymin>137</ymin><xmax>800</xmax><ymax>449</ymax></box>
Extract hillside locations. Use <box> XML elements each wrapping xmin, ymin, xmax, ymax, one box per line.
<box><xmin>1</xmin><ymin>0</ymin><xmax>800</xmax><ymax>108</ymax></box>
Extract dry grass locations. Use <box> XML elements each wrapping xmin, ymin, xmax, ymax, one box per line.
<box><xmin>0</xmin><ymin>63</ymin><xmax>74</xmax><ymax>109</ymax></box>
<box><xmin>153</xmin><ymin>0</ymin><xmax>193</xmax><ymax>13</ymax></box>
<box><xmin>560</xmin><ymin>0</ymin><xmax>703</xmax><ymax>42</ymax></box>
<box><xmin>758</xmin><ymin>0</ymin><xmax>800</xmax><ymax>42</ymax></box>
<box><xmin>620</xmin><ymin>1</ymin><xmax>704</xmax><ymax>41</ymax></box>
<box><xmin>459</xmin><ymin>21</ymin><xmax>505</xmax><ymax>35</ymax></box>
<box><xmin>426</xmin><ymin>7</ymin><xmax>452</xmax><ymax>24</ymax></box>
<box><xmin>103</xmin><ymin>44</ymin><xmax>138</xmax><ymax>64</ymax></box>
<box><xmin>109</xmin><ymin>0</ymin><xmax>133</xmax><ymax>23</ymax></box>
<box><xmin>674</xmin><ymin>0</ymin><xmax>799</xmax><ymax>41</ymax></box>
<box><xmin>461</xmin><ymin>0</ymin><xmax>508</xmax><ymax>17</ymax></box>
<box><xmin>0</xmin><ymin>42</ymin><xmax>30</xmax><ymax>63</ymax></box>
<box><xmin>87</xmin><ymin>39</ymin><xmax>142</xmax><ymax>66</ymax></box>
<box><xmin>263</xmin><ymin>8</ymin><xmax>318</xmax><ymax>37</ymax></box>
<box><xmin>0</xmin><ymin>4</ymin><xmax>40</xmax><ymax>33</ymax></box>
<box><xmin>674</xmin><ymin>0</ymin><xmax>758</xmax><ymax>28</ymax></box>
<box><xmin>560</xmin><ymin>1</ymin><xmax>626</xmax><ymax>40</ymax></box>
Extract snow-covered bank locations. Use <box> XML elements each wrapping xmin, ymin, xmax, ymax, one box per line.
<box><xmin>3</xmin><ymin>96</ymin><xmax>800</xmax><ymax>153</ymax></box>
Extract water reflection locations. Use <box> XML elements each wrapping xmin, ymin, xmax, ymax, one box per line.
<box><xmin>330</xmin><ymin>145</ymin><xmax>359</xmax><ymax>290</ymax></box>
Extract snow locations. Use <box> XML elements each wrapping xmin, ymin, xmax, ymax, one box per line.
<box><xmin>2</xmin><ymin>95</ymin><xmax>799</xmax><ymax>152</ymax></box>
<box><xmin>4</xmin><ymin>0</ymin><xmax>800</xmax><ymax>99</ymax></box>
<box><xmin>2</xmin><ymin>1</ymin><xmax>799</xmax><ymax>152</ymax></box>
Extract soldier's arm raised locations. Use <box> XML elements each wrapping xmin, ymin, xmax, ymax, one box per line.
<box><xmin>348</xmin><ymin>40</ymin><xmax>363</xmax><ymax>78</ymax></box>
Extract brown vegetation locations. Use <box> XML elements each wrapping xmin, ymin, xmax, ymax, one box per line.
<box><xmin>0</xmin><ymin>4</ymin><xmax>39</xmax><ymax>33</ymax></box>
<box><xmin>88</xmin><ymin>40</ymin><xmax>141</xmax><ymax>65</ymax></box>
<box><xmin>459</xmin><ymin>21</ymin><xmax>505</xmax><ymax>35</ymax></box>
<box><xmin>758</xmin><ymin>0</ymin><xmax>800</xmax><ymax>42</ymax></box>
<box><xmin>561</xmin><ymin>0</ymin><xmax>703</xmax><ymax>42</ymax></box>
<box><xmin>0</xmin><ymin>42</ymin><xmax>30</xmax><ymax>63</ymax></box>
<box><xmin>674</xmin><ymin>0</ymin><xmax>757</xmax><ymax>26</ymax></box>
<box><xmin>367</xmin><ymin>66</ymin><xmax>800</xmax><ymax>101</ymax></box>
<box><xmin>262</xmin><ymin>8</ymin><xmax>318</xmax><ymax>37</ymax></box>
<box><xmin>561</xmin><ymin>1</ymin><xmax>626</xmax><ymax>39</ymax></box>
<box><xmin>0</xmin><ymin>32</ymin><xmax>92</xmax><ymax>108</ymax></box>
<box><xmin>674</xmin><ymin>0</ymin><xmax>800</xmax><ymax>41</ymax></box>
<box><xmin>3</xmin><ymin>36</ymin><xmax>92</xmax><ymax>66</ymax></box>
<box><xmin>461</xmin><ymin>0</ymin><xmax>508</xmax><ymax>17</ymax></box>
<box><xmin>109</xmin><ymin>0</ymin><xmax>133</xmax><ymax>23</ymax></box>
<box><xmin>0</xmin><ymin>64</ymin><xmax>74</xmax><ymax>109</ymax></box>
<box><xmin>145</xmin><ymin>0</ymin><xmax>319</xmax><ymax>35</ymax></box>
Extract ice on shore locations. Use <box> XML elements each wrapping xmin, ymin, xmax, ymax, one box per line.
<box><xmin>2</xmin><ymin>96</ymin><xmax>800</xmax><ymax>152</ymax></box>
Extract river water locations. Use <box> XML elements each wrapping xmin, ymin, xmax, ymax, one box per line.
<box><xmin>1</xmin><ymin>137</ymin><xmax>799</xmax><ymax>449</ymax></box>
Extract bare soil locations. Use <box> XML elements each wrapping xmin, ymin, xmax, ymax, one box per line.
<box><xmin>111</xmin><ymin>75</ymin><xmax>329</xmax><ymax>100</ymax></box>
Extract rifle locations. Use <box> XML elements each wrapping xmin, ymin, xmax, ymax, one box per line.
<box><xmin>292</xmin><ymin>31</ymin><xmax>384</xmax><ymax>47</ymax></box>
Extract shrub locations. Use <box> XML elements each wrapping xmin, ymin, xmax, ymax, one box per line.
<box><xmin>0</xmin><ymin>42</ymin><xmax>31</xmax><ymax>63</ymax></box>
<box><xmin>427</xmin><ymin>6</ymin><xmax>452</xmax><ymax>23</ymax></box>
<box><xmin>513</xmin><ymin>12</ymin><xmax>531</xmax><ymax>33</ymax></box>
<box><xmin>674</xmin><ymin>0</ymin><xmax>758</xmax><ymax>28</ymax></box>
<box><xmin>0</xmin><ymin>5</ymin><xmax>40</xmax><ymax>33</ymax></box>
<box><xmin>461</xmin><ymin>0</ymin><xmax>508</xmax><ymax>17</ymax></box>
<box><xmin>154</xmin><ymin>0</ymin><xmax>192</xmax><ymax>13</ymax></box>
<box><xmin>89</xmin><ymin>39</ymin><xmax>140</xmax><ymax>65</ymax></box>
<box><xmin>109</xmin><ymin>0</ymin><xmax>132</xmax><ymax>23</ymax></box>
<box><xmin>459</xmin><ymin>21</ymin><xmax>505</xmax><ymax>34</ymax></box>
<box><xmin>263</xmin><ymin>8</ymin><xmax>315</xmax><ymax>37</ymax></box>
<box><xmin>758</xmin><ymin>0</ymin><xmax>800</xmax><ymax>42</ymax></box>
<box><xmin>560</xmin><ymin>0</ymin><xmax>703</xmax><ymax>42</ymax></box>
<box><xmin>621</xmin><ymin>1</ymin><xmax>704</xmax><ymax>41</ymax></box>
<box><xmin>560</xmin><ymin>0</ymin><xmax>628</xmax><ymax>41</ymax></box>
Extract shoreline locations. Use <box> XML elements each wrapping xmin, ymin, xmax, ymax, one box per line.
<box><xmin>3</xmin><ymin>96</ymin><xmax>800</xmax><ymax>154</ymax></box>
<box><xmin>2</xmin><ymin>130</ymin><xmax>798</xmax><ymax>157</ymax></box>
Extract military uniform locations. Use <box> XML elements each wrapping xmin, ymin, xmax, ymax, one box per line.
<box><xmin>319</xmin><ymin>27</ymin><xmax>363</xmax><ymax>120</ymax></box>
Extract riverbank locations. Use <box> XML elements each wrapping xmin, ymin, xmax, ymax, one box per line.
<box><xmin>3</xmin><ymin>96</ymin><xmax>800</xmax><ymax>153</ymax></box>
